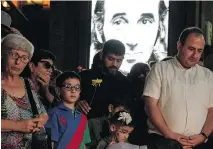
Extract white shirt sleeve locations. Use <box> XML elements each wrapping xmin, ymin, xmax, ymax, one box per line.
<box><xmin>143</xmin><ymin>63</ymin><xmax>162</xmax><ymax>100</ymax></box>
<box><xmin>209</xmin><ymin>72</ymin><xmax>213</xmax><ymax>108</ymax></box>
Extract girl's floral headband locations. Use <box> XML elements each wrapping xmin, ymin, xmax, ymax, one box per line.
<box><xmin>117</xmin><ymin>112</ymin><xmax>132</xmax><ymax>125</ymax></box>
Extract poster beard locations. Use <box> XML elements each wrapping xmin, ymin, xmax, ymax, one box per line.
<box><xmin>90</xmin><ymin>0</ymin><xmax>169</xmax><ymax>74</ymax></box>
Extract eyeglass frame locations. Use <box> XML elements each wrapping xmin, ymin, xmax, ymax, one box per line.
<box><xmin>60</xmin><ymin>84</ymin><xmax>81</xmax><ymax>92</ymax></box>
<box><xmin>7</xmin><ymin>51</ymin><xmax>30</xmax><ymax>64</ymax></box>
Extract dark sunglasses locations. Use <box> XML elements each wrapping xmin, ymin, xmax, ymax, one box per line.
<box><xmin>39</xmin><ymin>61</ymin><xmax>55</xmax><ymax>70</ymax></box>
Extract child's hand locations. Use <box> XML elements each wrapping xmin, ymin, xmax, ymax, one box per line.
<box><xmin>109</xmin><ymin>141</ymin><xmax>116</xmax><ymax>146</ymax></box>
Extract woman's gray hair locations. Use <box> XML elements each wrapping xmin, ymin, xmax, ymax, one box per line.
<box><xmin>1</xmin><ymin>34</ymin><xmax>34</xmax><ymax>57</ymax></box>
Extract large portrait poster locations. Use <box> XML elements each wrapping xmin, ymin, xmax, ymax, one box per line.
<box><xmin>90</xmin><ymin>0</ymin><xmax>169</xmax><ymax>74</ymax></box>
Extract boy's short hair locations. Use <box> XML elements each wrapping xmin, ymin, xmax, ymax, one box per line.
<box><xmin>56</xmin><ymin>71</ymin><xmax>81</xmax><ymax>87</ymax></box>
<box><xmin>30</xmin><ymin>49</ymin><xmax>56</xmax><ymax>65</ymax></box>
<box><xmin>109</xmin><ymin>110</ymin><xmax>134</xmax><ymax>127</ymax></box>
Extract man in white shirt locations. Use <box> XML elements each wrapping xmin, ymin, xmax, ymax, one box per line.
<box><xmin>143</xmin><ymin>27</ymin><xmax>213</xmax><ymax>149</ymax></box>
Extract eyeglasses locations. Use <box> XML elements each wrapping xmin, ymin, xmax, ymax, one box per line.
<box><xmin>39</xmin><ymin>61</ymin><xmax>54</xmax><ymax>70</ymax></box>
<box><xmin>8</xmin><ymin>51</ymin><xmax>30</xmax><ymax>64</ymax></box>
<box><xmin>61</xmin><ymin>84</ymin><xmax>81</xmax><ymax>92</ymax></box>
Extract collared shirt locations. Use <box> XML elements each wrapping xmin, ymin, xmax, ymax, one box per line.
<box><xmin>46</xmin><ymin>103</ymin><xmax>91</xmax><ymax>149</ymax></box>
<box><xmin>143</xmin><ymin>56</ymin><xmax>213</xmax><ymax>136</ymax></box>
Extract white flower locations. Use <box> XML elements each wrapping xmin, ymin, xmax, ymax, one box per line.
<box><xmin>118</xmin><ymin>112</ymin><xmax>132</xmax><ymax>125</ymax></box>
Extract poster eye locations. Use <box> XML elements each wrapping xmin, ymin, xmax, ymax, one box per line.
<box><xmin>90</xmin><ymin>0</ymin><xmax>169</xmax><ymax>74</ymax></box>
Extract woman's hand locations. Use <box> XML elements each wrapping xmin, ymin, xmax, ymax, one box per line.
<box><xmin>32</xmin><ymin>114</ymin><xmax>48</xmax><ymax>132</ymax></box>
<box><xmin>37</xmin><ymin>73</ymin><xmax>51</xmax><ymax>86</ymax></box>
<box><xmin>15</xmin><ymin>114</ymin><xmax>48</xmax><ymax>133</ymax></box>
<box><xmin>15</xmin><ymin>118</ymin><xmax>40</xmax><ymax>133</ymax></box>
<box><xmin>2</xmin><ymin>115</ymin><xmax>48</xmax><ymax>133</ymax></box>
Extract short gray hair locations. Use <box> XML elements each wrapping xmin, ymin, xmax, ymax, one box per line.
<box><xmin>1</xmin><ymin>34</ymin><xmax>34</xmax><ymax>57</ymax></box>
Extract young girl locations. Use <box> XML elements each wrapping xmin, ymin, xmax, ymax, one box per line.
<box><xmin>96</xmin><ymin>110</ymin><xmax>134</xmax><ymax>149</ymax></box>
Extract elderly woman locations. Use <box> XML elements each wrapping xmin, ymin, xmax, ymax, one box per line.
<box><xmin>1</xmin><ymin>34</ymin><xmax>48</xmax><ymax>148</ymax></box>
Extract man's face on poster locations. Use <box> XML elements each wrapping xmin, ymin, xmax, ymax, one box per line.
<box><xmin>103</xmin><ymin>0</ymin><xmax>160</xmax><ymax>73</ymax></box>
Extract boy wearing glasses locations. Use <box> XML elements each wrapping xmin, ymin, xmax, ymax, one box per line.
<box><xmin>46</xmin><ymin>71</ymin><xmax>91</xmax><ymax>149</ymax></box>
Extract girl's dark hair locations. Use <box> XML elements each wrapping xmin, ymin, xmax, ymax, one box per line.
<box><xmin>56</xmin><ymin>71</ymin><xmax>81</xmax><ymax>87</ymax></box>
<box><xmin>109</xmin><ymin>110</ymin><xmax>134</xmax><ymax>127</ymax></box>
<box><xmin>110</xmin><ymin>97</ymin><xmax>130</xmax><ymax>112</ymax></box>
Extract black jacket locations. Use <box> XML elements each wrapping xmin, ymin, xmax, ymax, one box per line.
<box><xmin>79</xmin><ymin>67</ymin><xmax>133</xmax><ymax>119</ymax></box>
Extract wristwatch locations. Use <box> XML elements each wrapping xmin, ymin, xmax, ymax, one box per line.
<box><xmin>200</xmin><ymin>132</ymin><xmax>208</xmax><ymax>143</ymax></box>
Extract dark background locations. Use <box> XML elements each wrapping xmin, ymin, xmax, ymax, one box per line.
<box><xmin>3</xmin><ymin>1</ymin><xmax>213</xmax><ymax>71</ymax></box>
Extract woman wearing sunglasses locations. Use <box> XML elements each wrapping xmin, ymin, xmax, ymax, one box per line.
<box><xmin>27</xmin><ymin>49</ymin><xmax>58</xmax><ymax>111</ymax></box>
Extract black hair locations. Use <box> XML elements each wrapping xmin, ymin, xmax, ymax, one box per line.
<box><xmin>20</xmin><ymin>49</ymin><xmax>56</xmax><ymax>78</ymax></box>
<box><xmin>102</xmin><ymin>39</ymin><xmax>125</xmax><ymax>56</ymax></box>
<box><xmin>179</xmin><ymin>27</ymin><xmax>204</xmax><ymax>45</ymax></box>
<box><xmin>30</xmin><ymin>49</ymin><xmax>56</xmax><ymax>65</ymax></box>
<box><xmin>109</xmin><ymin>110</ymin><xmax>134</xmax><ymax>127</ymax></box>
<box><xmin>129</xmin><ymin>63</ymin><xmax>150</xmax><ymax>79</ymax></box>
<box><xmin>110</xmin><ymin>97</ymin><xmax>130</xmax><ymax>112</ymax></box>
<box><xmin>56</xmin><ymin>71</ymin><xmax>81</xmax><ymax>87</ymax></box>
<box><xmin>92</xmin><ymin>51</ymin><xmax>102</xmax><ymax>69</ymax></box>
